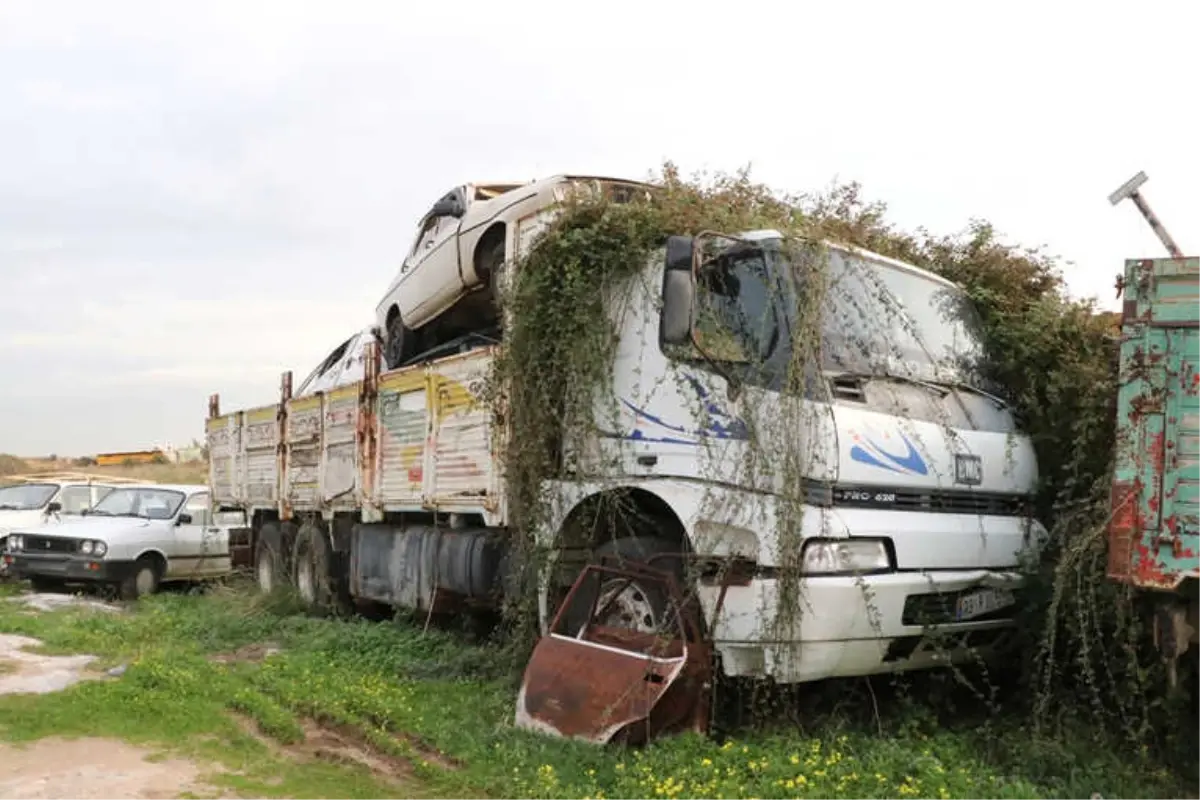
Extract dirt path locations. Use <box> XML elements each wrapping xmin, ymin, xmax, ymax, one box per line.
<box><xmin>0</xmin><ymin>626</ymin><xmax>220</xmax><ymax>799</ymax></box>
<box><xmin>0</xmin><ymin>737</ymin><xmax>211</xmax><ymax>799</ymax></box>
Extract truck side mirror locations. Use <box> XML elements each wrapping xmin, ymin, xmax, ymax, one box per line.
<box><xmin>660</xmin><ymin>235</ymin><xmax>695</xmax><ymax>346</ymax></box>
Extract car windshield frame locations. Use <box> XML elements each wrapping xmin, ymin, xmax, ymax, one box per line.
<box><xmin>0</xmin><ymin>483</ymin><xmax>58</xmax><ymax>511</ymax></box>
<box><xmin>88</xmin><ymin>488</ymin><xmax>187</xmax><ymax>520</ymax></box>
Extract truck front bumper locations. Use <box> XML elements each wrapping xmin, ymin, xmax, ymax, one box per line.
<box><xmin>703</xmin><ymin>569</ymin><xmax>1024</xmax><ymax>683</ymax></box>
<box><xmin>5</xmin><ymin>552</ymin><xmax>138</xmax><ymax>585</ymax></box>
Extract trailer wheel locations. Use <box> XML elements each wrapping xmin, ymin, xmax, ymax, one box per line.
<box><xmin>561</xmin><ymin>536</ymin><xmax>695</xmax><ymax>639</ymax></box>
<box><xmin>293</xmin><ymin>522</ymin><xmax>338</xmax><ymax>613</ymax></box>
<box><xmin>255</xmin><ymin>522</ymin><xmax>285</xmax><ymax>595</ymax></box>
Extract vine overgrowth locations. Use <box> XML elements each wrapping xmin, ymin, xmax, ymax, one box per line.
<box><xmin>486</xmin><ymin>162</ymin><xmax>1192</xmax><ymax>774</ymax></box>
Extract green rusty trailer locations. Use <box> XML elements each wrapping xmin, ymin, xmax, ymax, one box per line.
<box><xmin>1108</xmin><ymin>257</ymin><xmax>1200</xmax><ymax>584</ymax></box>
<box><xmin>1106</xmin><ymin>172</ymin><xmax>1198</xmax><ymax>687</ymax></box>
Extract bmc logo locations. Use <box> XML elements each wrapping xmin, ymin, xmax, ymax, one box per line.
<box><xmin>955</xmin><ymin>454</ymin><xmax>983</xmax><ymax>486</ymax></box>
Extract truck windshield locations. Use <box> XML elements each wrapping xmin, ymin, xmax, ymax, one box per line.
<box><xmin>0</xmin><ymin>483</ymin><xmax>57</xmax><ymax>511</ymax></box>
<box><xmin>672</xmin><ymin>237</ymin><xmax>991</xmax><ymax>393</ymax></box>
<box><xmin>807</xmin><ymin>246</ymin><xmax>988</xmax><ymax>385</ymax></box>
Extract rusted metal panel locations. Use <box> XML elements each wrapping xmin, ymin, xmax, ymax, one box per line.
<box><xmin>321</xmin><ymin>386</ymin><xmax>360</xmax><ymax>510</ymax></box>
<box><xmin>376</xmin><ymin>369</ymin><xmax>429</xmax><ymax>509</ymax></box>
<box><xmin>206</xmin><ymin>410</ymin><xmax>242</xmax><ymax>507</ymax></box>
<box><xmin>1109</xmin><ymin>257</ymin><xmax>1200</xmax><ymax>590</ymax></box>
<box><xmin>515</xmin><ymin>562</ymin><xmax>710</xmax><ymax>746</ymax></box>
<box><xmin>242</xmin><ymin>405</ymin><xmax>280</xmax><ymax>506</ymax></box>
<box><xmin>429</xmin><ymin>350</ymin><xmax>498</xmax><ymax>513</ymax></box>
<box><xmin>285</xmin><ymin>395</ymin><xmax>322</xmax><ymax>511</ymax></box>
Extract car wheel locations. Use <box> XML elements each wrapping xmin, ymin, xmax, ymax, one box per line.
<box><xmin>480</xmin><ymin>238</ymin><xmax>507</xmax><ymax>311</ymax></box>
<box><xmin>385</xmin><ymin>313</ymin><xmax>413</xmax><ymax>370</ymax></box>
<box><xmin>119</xmin><ymin>556</ymin><xmax>161</xmax><ymax>601</ymax></box>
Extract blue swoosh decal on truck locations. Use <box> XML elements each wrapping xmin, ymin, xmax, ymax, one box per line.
<box><xmin>849</xmin><ymin>431</ymin><xmax>928</xmax><ymax>475</ymax></box>
<box><xmin>620</xmin><ymin>372</ymin><xmax>750</xmax><ymax>444</ymax></box>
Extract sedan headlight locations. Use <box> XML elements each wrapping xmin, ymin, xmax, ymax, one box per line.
<box><xmin>79</xmin><ymin>540</ymin><xmax>107</xmax><ymax>557</ymax></box>
<box><xmin>80</xmin><ymin>540</ymin><xmax>93</xmax><ymax>554</ymax></box>
<box><xmin>8</xmin><ymin>535</ymin><xmax>23</xmax><ymax>552</ymax></box>
<box><xmin>800</xmin><ymin>539</ymin><xmax>891</xmax><ymax>575</ymax></box>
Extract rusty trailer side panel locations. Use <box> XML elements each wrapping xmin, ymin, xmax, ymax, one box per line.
<box><xmin>206</xmin><ymin>345</ymin><xmax>505</xmax><ymax>525</ymax></box>
<box><xmin>206</xmin><ymin>410</ymin><xmax>241</xmax><ymax>504</ymax></box>
<box><xmin>1108</xmin><ymin>256</ymin><xmax>1200</xmax><ymax>591</ymax></box>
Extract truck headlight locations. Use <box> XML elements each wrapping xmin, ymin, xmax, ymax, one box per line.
<box><xmin>800</xmin><ymin>539</ymin><xmax>891</xmax><ymax>575</ymax></box>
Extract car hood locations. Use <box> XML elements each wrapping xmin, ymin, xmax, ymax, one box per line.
<box><xmin>0</xmin><ymin>509</ymin><xmax>54</xmax><ymax>536</ymax></box>
<box><xmin>10</xmin><ymin>516</ymin><xmax>168</xmax><ymax>538</ymax></box>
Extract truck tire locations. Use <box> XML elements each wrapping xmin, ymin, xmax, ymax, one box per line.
<box><xmin>255</xmin><ymin>522</ymin><xmax>285</xmax><ymax>594</ymax></box>
<box><xmin>560</xmin><ymin>536</ymin><xmax>697</xmax><ymax>639</ymax></box>
<box><xmin>292</xmin><ymin>521</ymin><xmax>344</xmax><ymax>614</ymax></box>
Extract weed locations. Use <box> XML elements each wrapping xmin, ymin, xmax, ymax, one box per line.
<box><xmin>0</xmin><ymin>588</ymin><xmax>1186</xmax><ymax>799</ymax></box>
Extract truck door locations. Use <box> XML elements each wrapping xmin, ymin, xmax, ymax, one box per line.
<box><xmin>1108</xmin><ymin>257</ymin><xmax>1200</xmax><ymax>589</ymax></box>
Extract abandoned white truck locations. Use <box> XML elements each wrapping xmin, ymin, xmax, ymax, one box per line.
<box><xmin>207</xmin><ymin>182</ymin><xmax>1045</xmax><ymax>744</ymax></box>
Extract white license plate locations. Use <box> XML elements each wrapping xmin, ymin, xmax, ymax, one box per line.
<box><xmin>955</xmin><ymin>587</ymin><xmax>1015</xmax><ymax>621</ymax></box>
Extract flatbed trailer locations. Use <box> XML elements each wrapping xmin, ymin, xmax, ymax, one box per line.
<box><xmin>206</xmin><ymin>341</ymin><xmax>511</xmax><ymax>613</ymax></box>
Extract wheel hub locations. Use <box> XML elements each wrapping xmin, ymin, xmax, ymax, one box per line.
<box><xmin>596</xmin><ymin>579</ymin><xmax>658</xmax><ymax>633</ymax></box>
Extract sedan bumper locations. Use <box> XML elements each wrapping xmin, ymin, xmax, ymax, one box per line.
<box><xmin>5</xmin><ymin>552</ymin><xmax>138</xmax><ymax>584</ymax></box>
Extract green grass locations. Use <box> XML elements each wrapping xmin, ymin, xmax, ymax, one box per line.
<box><xmin>0</xmin><ymin>582</ymin><xmax>1188</xmax><ymax>799</ymax></box>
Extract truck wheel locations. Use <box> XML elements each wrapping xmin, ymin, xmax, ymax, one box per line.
<box><xmin>292</xmin><ymin>522</ymin><xmax>335</xmax><ymax>613</ymax></box>
<box><xmin>255</xmin><ymin>537</ymin><xmax>280</xmax><ymax>594</ymax></box>
<box><xmin>255</xmin><ymin>522</ymin><xmax>286</xmax><ymax>594</ymax></box>
<box><xmin>119</xmin><ymin>556</ymin><xmax>161</xmax><ymax>601</ymax></box>
<box><xmin>561</xmin><ymin>536</ymin><xmax>696</xmax><ymax>639</ymax></box>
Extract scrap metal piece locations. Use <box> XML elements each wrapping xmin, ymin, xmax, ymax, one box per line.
<box><xmin>1109</xmin><ymin>171</ymin><xmax>1184</xmax><ymax>258</ymax></box>
<box><xmin>514</xmin><ymin>560</ymin><xmax>710</xmax><ymax>745</ymax></box>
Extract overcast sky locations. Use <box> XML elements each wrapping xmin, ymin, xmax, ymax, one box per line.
<box><xmin>1</xmin><ymin>0</ymin><xmax>1196</xmax><ymax>457</ymax></box>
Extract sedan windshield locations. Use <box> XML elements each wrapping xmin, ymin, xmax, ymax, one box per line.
<box><xmin>0</xmin><ymin>483</ymin><xmax>57</xmax><ymax>511</ymax></box>
<box><xmin>89</xmin><ymin>488</ymin><xmax>185</xmax><ymax>520</ymax></box>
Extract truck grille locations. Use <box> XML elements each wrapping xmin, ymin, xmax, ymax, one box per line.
<box><xmin>21</xmin><ymin>536</ymin><xmax>79</xmax><ymax>554</ymax></box>
<box><xmin>825</xmin><ymin>485</ymin><xmax>1029</xmax><ymax>516</ymax></box>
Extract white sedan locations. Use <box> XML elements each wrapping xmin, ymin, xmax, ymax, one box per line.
<box><xmin>374</xmin><ymin>175</ymin><xmax>654</xmax><ymax>370</ymax></box>
<box><xmin>5</xmin><ymin>483</ymin><xmax>234</xmax><ymax>599</ymax></box>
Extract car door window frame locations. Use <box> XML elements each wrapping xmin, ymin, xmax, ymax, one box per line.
<box><xmin>182</xmin><ymin>492</ymin><xmax>212</xmax><ymax>527</ymax></box>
